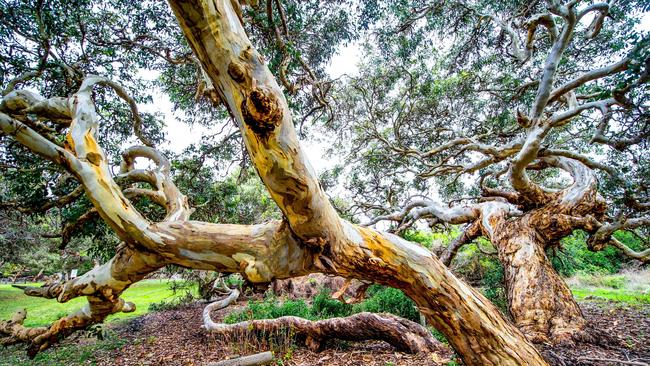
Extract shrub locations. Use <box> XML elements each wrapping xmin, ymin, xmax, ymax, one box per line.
<box><xmin>310</xmin><ymin>288</ymin><xmax>353</xmax><ymax>318</ymax></box>
<box><xmin>226</xmin><ymin>286</ymin><xmax>422</xmax><ymax>324</ymax></box>
<box><xmin>353</xmin><ymin>285</ymin><xmax>420</xmax><ymax>322</ymax></box>
<box><xmin>224</xmin><ymin>293</ymin><xmax>311</xmax><ymax>323</ymax></box>
<box><xmin>481</xmin><ymin>286</ymin><xmax>508</xmax><ymax>313</ymax></box>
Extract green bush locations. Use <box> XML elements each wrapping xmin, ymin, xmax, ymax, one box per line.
<box><xmin>224</xmin><ymin>294</ymin><xmax>311</xmax><ymax>323</ymax></box>
<box><xmin>549</xmin><ymin>231</ymin><xmax>627</xmax><ymax>277</ymax></box>
<box><xmin>226</xmin><ymin>286</ymin><xmax>422</xmax><ymax>324</ymax></box>
<box><xmin>311</xmin><ymin>288</ymin><xmax>353</xmax><ymax>318</ymax></box>
<box><xmin>353</xmin><ymin>285</ymin><xmax>420</xmax><ymax>322</ymax></box>
<box><xmin>481</xmin><ymin>286</ymin><xmax>508</xmax><ymax>313</ymax></box>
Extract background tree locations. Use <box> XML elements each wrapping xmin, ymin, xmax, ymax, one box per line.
<box><xmin>327</xmin><ymin>0</ymin><xmax>649</xmax><ymax>343</ymax></box>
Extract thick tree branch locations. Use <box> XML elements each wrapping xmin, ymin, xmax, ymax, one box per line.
<box><xmin>167</xmin><ymin>2</ymin><xmax>548</xmax><ymax>364</ymax></box>
<box><xmin>528</xmin><ymin>2</ymin><xmax>577</xmax><ymax>119</ymax></box>
<box><xmin>549</xmin><ymin>58</ymin><xmax>629</xmax><ymax>103</ymax></box>
<box><xmin>508</xmin><ymin>125</ymin><xmax>554</xmax><ymax>205</ymax></box>
<box><xmin>1</xmin><ymin>2</ymin><xmax>550</xmax><ymax>364</ymax></box>
<box><xmin>439</xmin><ymin>222</ymin><xmax>482</xmax><ymax>266</ymax></box>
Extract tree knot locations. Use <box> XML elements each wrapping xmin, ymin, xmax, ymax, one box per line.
<box><xmin>227</xmin><ymin>61</ymin><xmax>247</xmax><ymax>83</ymax></box>
<box><xmin>241</xmin><ymin>86</ymin><xmax>283</xmax><ymax>138</ymax></box>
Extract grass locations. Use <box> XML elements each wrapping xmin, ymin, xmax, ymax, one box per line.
<box><xmin>571</xmin><ymin>288</ymin><xmax>650</xmax><ymax>304</ymax></box>
<box><xmin>567</xmin><ymin>269</ymin><xmax>650</xmax><ymax>305</ymax></box>
<box><xmin>0</xmin><ymin>279</ymin><xmax>184</xmax><ymax>327</ymax></box>
<box><xmin>0</xmin><ymin>335</ymin><xmax>126</xmax><ymax>366</ymax></box>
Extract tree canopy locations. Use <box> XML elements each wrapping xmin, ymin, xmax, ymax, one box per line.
<box><xmin>0</xmin><ymin>0</ymin><xmax>647</xmax><ymax>365</ymax></box>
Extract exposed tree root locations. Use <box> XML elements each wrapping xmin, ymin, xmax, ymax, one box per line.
<box><xmin>202</xmin><ymin>288</ymin><xmax>442</xmax><ymax>354</ymax></box>
<box><xmin>207</xmin><ymin>312</ymin><xmax>443</xmax><ymax>354</ymax></box>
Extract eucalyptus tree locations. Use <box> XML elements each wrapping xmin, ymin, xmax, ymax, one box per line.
<box><xmin>0</xmin><ymin>0</ymin><xmax>555</xmax><ymax>364</ymax></box>
<box><xmin>330</xmin><ymin>0</ymin><xmax>649</xmax><ymax>343</ymax></box>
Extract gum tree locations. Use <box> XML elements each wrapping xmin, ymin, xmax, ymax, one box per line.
<box><xmin>0</xmin><ymin>0</ymin><xmax>552</xmax><ymax>364</ymax></box>
<box><xmin>330</xmin><ymin>0</ymin><xmax>649</xmax><ymax>343</ymax></box>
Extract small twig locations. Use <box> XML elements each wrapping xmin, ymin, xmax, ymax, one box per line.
<box><xmin>576</xmin><ymin>356</ymin><xmax>649</xmax><ymax>366</ymax></box>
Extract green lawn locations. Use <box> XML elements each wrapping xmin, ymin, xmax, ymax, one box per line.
<box><xmin>571</xmin><ymin>287</ymin><xmax>650</xmax><ymax>304</ymax></box>
<box><xmin>567</xmin><ymin>270</ymin><xmax>650</xmax><ymax>305</ymax></box>
<box><xmin>0</xmin><ymin>279</ymin><xmax>183</xmax><ymax>327</ymax></box>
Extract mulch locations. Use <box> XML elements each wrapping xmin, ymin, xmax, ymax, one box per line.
<box><xmin>81</xmin><ymin>299</ymin><xmax>649</xmax><ymax>366</ymax></box>
<box><xmin>540</xmin><ymin>301</ymin><xmax>650</xmax><ymax>366</ymax></box>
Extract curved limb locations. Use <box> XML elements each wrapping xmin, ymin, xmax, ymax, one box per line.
<box><xmin>588</xmin><ymin>217</ymin><xmax>650</xmax><ymax>264</ymax></box>
<box><xmin>204</xmin><ymin>294</ymin><xmax>442</xmax><ymax>355</ymax></box>
<box><xmin>1</xmin><ymin>2</ymin><xmax>549</xmax><ymax>364</ymax></box>
<box><xmin>118</xmin><ymin>145</ymin><xmax>192</xmax><ymax>221</ymax></box>
<box><xmin>439</xmin><ymin>222</ymin><xmax>482</xmax><ymax>266</ymax></box>
<box><xmin>2</xmin><ymin>245</ymin><xmax>166</xmax><ymax>355</ymax></box>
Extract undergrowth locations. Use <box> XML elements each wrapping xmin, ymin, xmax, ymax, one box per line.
<box><xmin>225</xmin><ymin>286</ymin><xmax>422</xmax><ymax>324</ymax></box>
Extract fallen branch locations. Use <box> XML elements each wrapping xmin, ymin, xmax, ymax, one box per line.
<box><xmin>576</xmin><ymin>356</ymin><xmax>649</xmax><ymax>366</ymax></box>
<box><xmin>207</xmin><ymin>351</ymin><xmax>273</xmax><ymax>366</ymax></box>
<box><xmin>206</xmin><ymin>312</ymin><xmax>441</xmax><ymax>354</ymax></box>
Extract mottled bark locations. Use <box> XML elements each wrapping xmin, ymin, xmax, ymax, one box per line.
<box><xmin>167</xmin><ymin>1</ymin><xmax>547</xmax><ymax>364</ymax></box>
<box><xmin>368</xmin><ymin>155</ymin><xmax>609</xmax><ymax>344</ymax></box>
<box><xmin>208</xmin><ymin>312</ymin><xmax>443</xmax><ymax>354</ymax></box>
<box><xmin>490</xmin><ymin>216</ymin><xmax>586</xmax><ymax>343</ymax></box>
<box><xmin>0</xmin><ymin>1</ymin><xmax>551</xmax><ymax>364</ymax></box>
<box><xmin>487</xmin><ymin>157</ymin><xmax>607</xmax><ymax>343</ymax></box>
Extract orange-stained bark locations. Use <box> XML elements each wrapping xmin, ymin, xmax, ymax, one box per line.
<box><xmin>166</xmin><ymin>1</ymin><xmax>548</xmax><ymax>364</ymax></box>
<box><xmin>491</xmin><ymin>217</ymin><xmax>586</xmax><ymax>343</ymax></box>
<box><xmin>0</xmin><ymin>1</ymin><xmax>551</xmax><ymax>364</ymax></box>
<box><xmin>483</xmin><ymin>170</ymin><xmax>607</xmax><ymax>343</ymax></box>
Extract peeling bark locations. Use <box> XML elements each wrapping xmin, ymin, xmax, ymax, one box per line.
<box><xmin>0</xmin><ymin>1</ymin><xmax>552</xmax><ymax>364</ymax></box>
<box><xmin>166</xmin><ymin>1</ymin><xmax>548</xmax><ymax>364</ymax></box>
<box><xmin>208</xmin><ymin>312</ymin><xmax>443</xmax><ymax>354</ymax></box>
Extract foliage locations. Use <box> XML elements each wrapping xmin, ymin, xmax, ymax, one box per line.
<box><xmin>352</xmin><ymin>285</ymin><xmax>420</xmax><ymax>322</ymax></box>
<box><xmin>311</xmin><ymin>288</ymin><xmax>354</xmax><ymax>318</ymax></box>
<box><xmin>226</xmin><ymin>285</ymin><xmax>421</xmax><ymax>323</ymax></box>
<box><xmin>549</xmin><ymin>231</ymin><xmax>641</xmax><ymax>277</ymax></box>
<box><xmin>225</xmin><ymin>293</ymin><xmax>311</xmax><ymax>323</ymax></box>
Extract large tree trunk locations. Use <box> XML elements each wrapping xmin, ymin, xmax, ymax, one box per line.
<box><xmin>167</xmin><ymin>1</ymin><xmax>548</xmax><ymax>364</ymax></box>
<box><xmin>0</xmin><ymin>1</ymin><xmax>548</xmax><ymax>364</ymax></box>
<box><xmin>476</xmin><ymin>156</ymin><xmax>606</xmax><ymax>343</ymax></box>
<box><xmin>492</xmin><ymin>218</ymin><xmax>585</xmax><ymax>343</ymax></box>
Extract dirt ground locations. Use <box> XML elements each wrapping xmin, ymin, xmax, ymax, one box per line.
<box><xmin>78</xmin><ymin>299</ymin><xmax>650</xmax><ymax>366</ymax></box>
